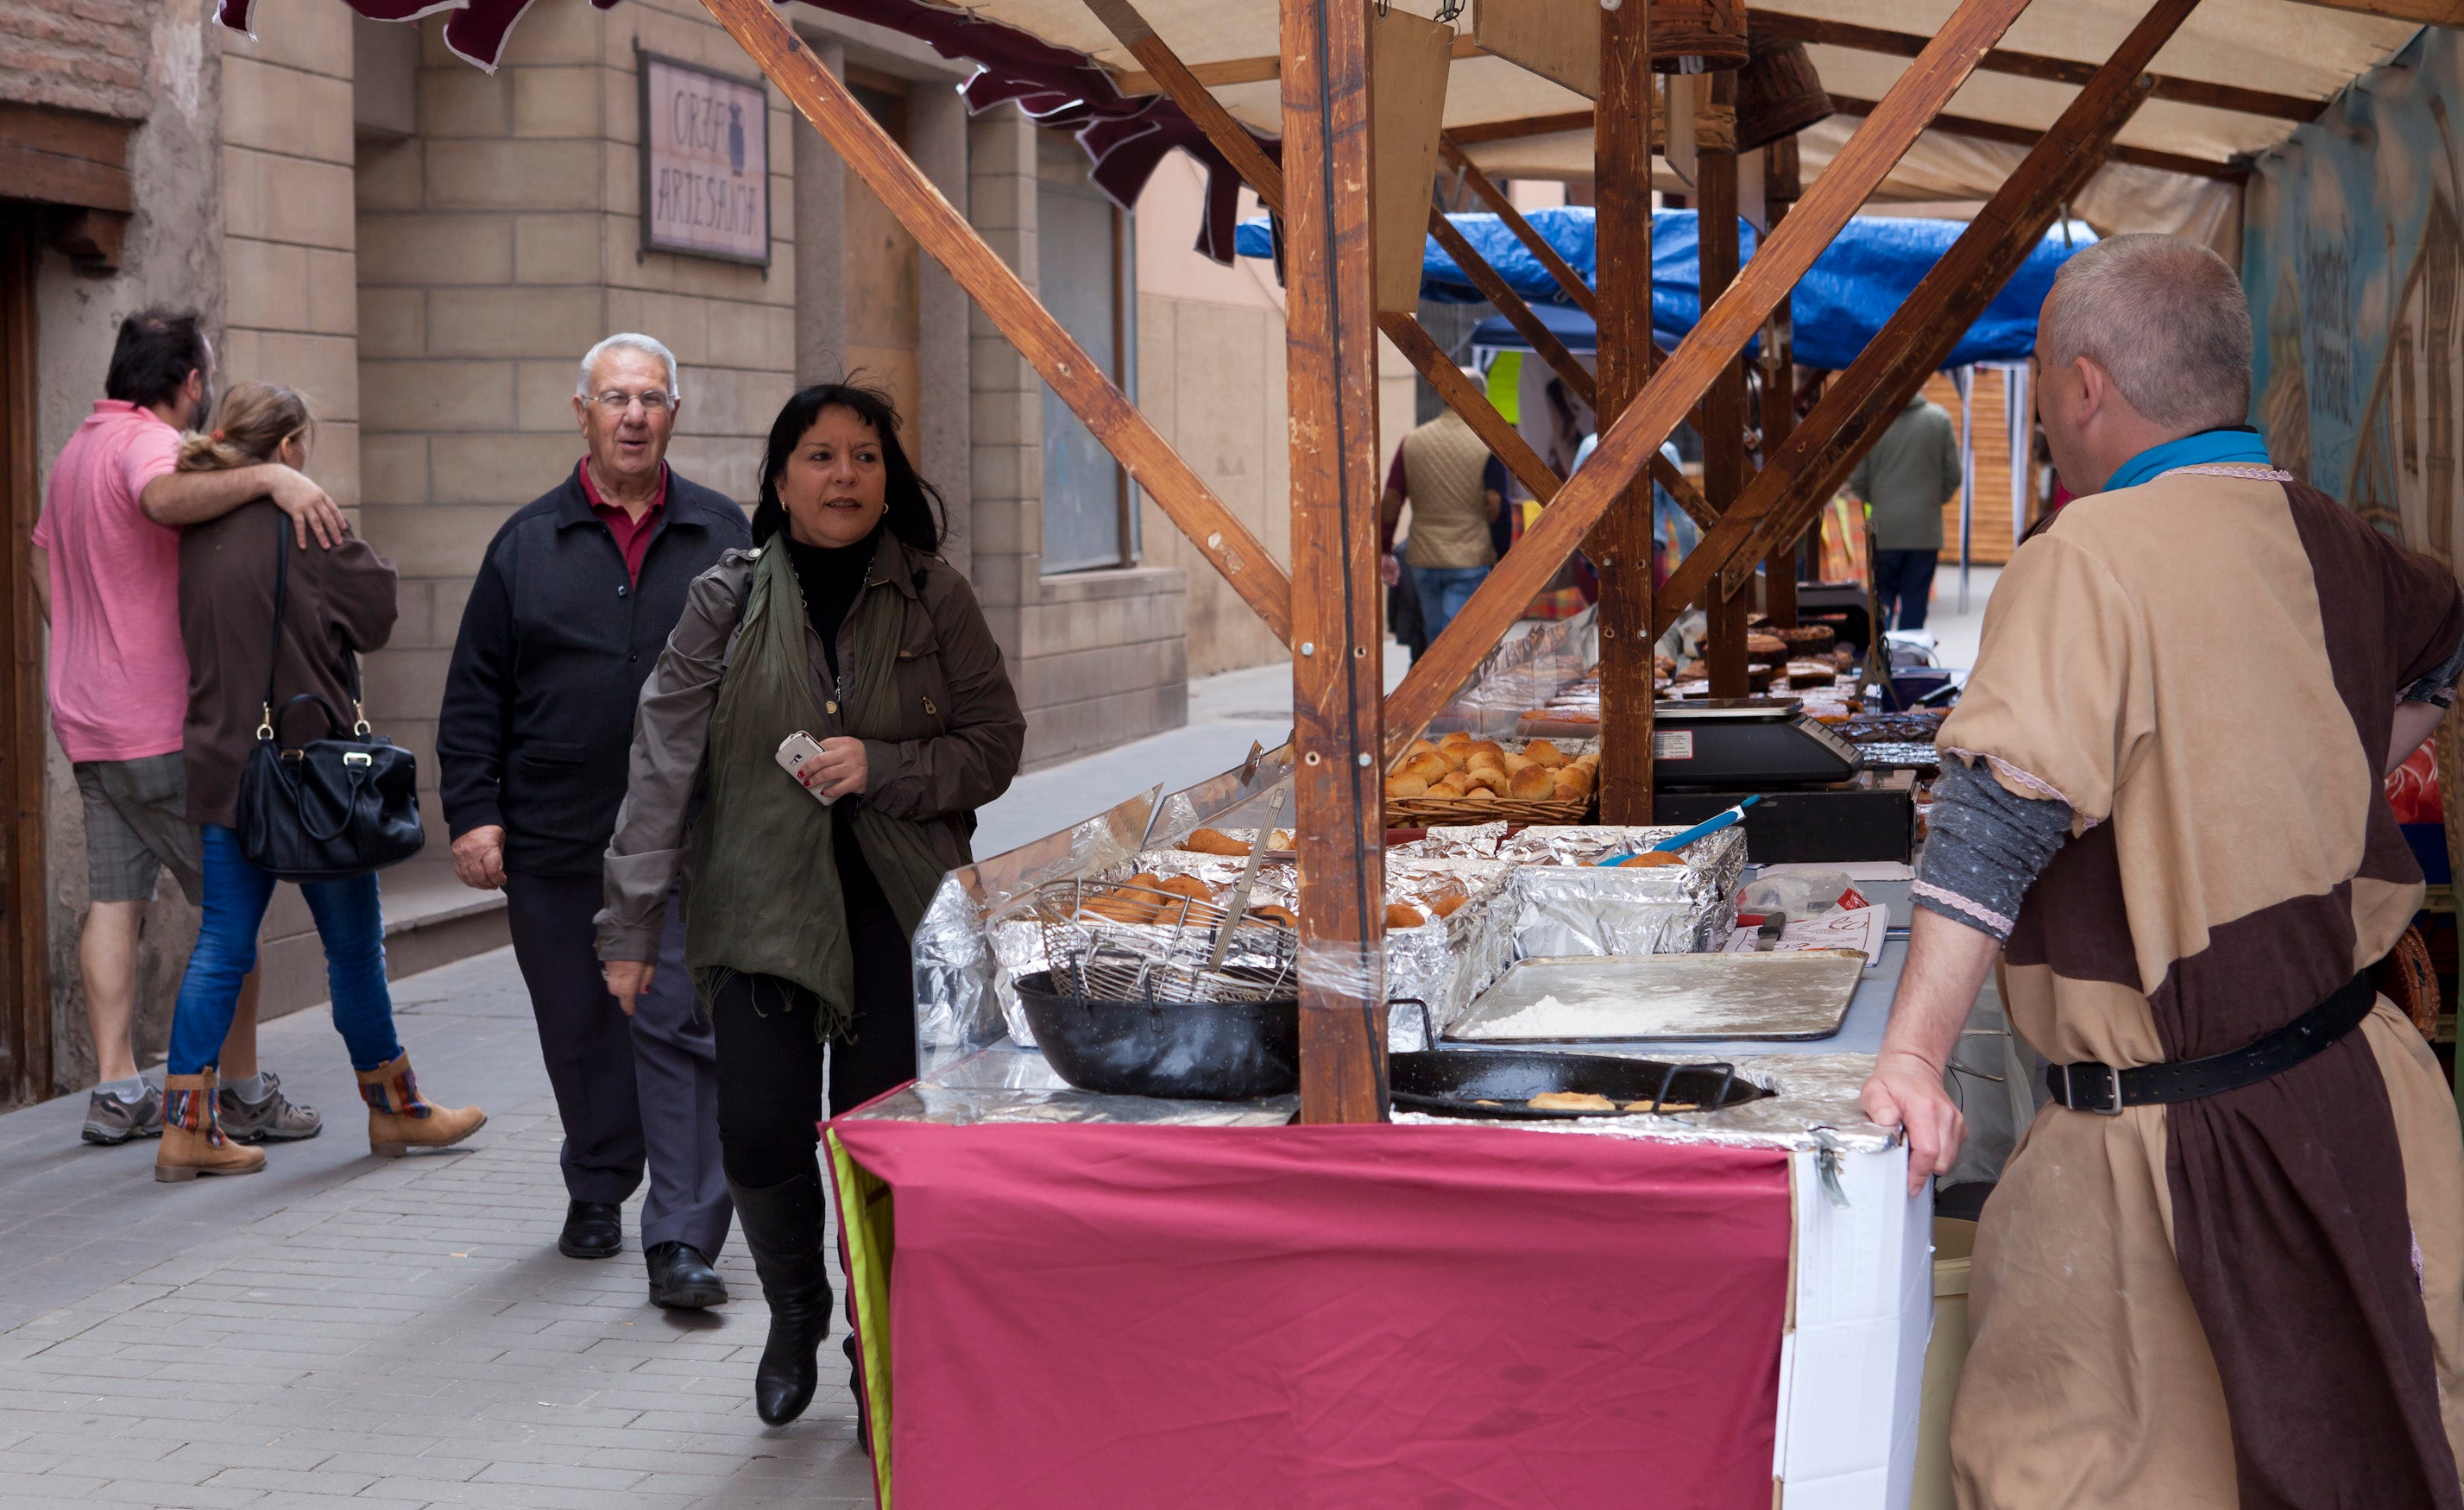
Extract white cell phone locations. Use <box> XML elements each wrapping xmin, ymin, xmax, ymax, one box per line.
<box><xmin>774</xmin><ymin>731</ymin><xmax>838</xmax><ymax>806</ymax></box>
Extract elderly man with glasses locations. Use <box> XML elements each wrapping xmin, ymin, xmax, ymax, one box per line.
<box><xmin>438</xmin><ymin>333</ymin><xmax>750</xmax><ymax>1307</ymax></box>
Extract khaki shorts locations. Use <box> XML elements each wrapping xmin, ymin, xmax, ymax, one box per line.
<box><xmin>72</xmin><ymin>754</ymin><xmax>205</xmax><ymax>905</ymax></box>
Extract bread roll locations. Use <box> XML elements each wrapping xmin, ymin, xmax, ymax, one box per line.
<box><xmin>1509</xmin><ymin>764</ymin><xmax>1556</xmax><ymax>799</ymax></box>
<box><xmin>1438</xmin><ymin>731</ymin><xmax>1473</xmax><ymax>751</ymax></box>
<box><xmin>1553</xmin><ymin>766</ymin><xmax>1594</xmax><ymax>798</ymax></box>
<box><xmin>1384</xmin><ymin>775</ymin><xmax>1429</xmax><ymax>800</ymax></box>
<box><xmin>1465</xmin><ymin>740</ymin><xmax>1505</xmax><ymax>764</ymax></box>
<box><xmin>1522</xmin><ymin>739</ymin><xmax>1566</xmax><ymax>767</ymax></box>
<box><xmin>1402</xmin><ymin>752</ymin><xmax>1451</xmax><ymax>784</ymax></box>
<box><xmin>1434</xmin><ymin>772</ymin><xmax>1472</xmax><ymax>796</ymax></box>
<box><xmin>1465</xmin><ymin>767</ymin><xmax>1509</xmax><ymax>795</ymax></box>
<box><xmin>1463</xmin><ymin>787</ymin><xmax>1498</xmax><ymax>803</ymax></box>
<box><xmin>1249</xmin><ymin>903</ymin><xmax>1299</xmax><ymax>930</ymax></box>
<box><xmin>1429</xmin><ymin>889</ymin><xmax>1468</xmax><ymax>918</ymax></box>
<box><xmin>1081</xmin><ymin>895</ymin><xmax>1156</xmax><ymax>923</ymax></box>
<box><xmin>1618</xmin><ymin>851</ymin><xmax>1684</xmax><ymax>868</ymax></box>
<box><xmin>1502</xmin><ymin>752</ymin><xmax>1536</xmax><ymax>775</ymax></box>
<box><xmin>1179</xmin><ymin>827</ymin><xmax>1250</xmax><ymax>856</ymax></box>
<box><xmin>1384</xmin><ymin>903</ymin><xmax>1427</xmax><ymax>928</ymax></box>
<box><xmin>1464</xmin><ymin>750</ymin><xmax>1504</xmax><ymax>773</ymax></box>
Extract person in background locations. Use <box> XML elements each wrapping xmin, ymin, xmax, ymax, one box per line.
<box><xmin>438</xmin><ymin>333</ymin><xmax>747</xmax><ymax>1309</ymax></box>
<box><xmin>599</xmin><ymin>381</ymin><xmax>1024</xmax><ymax>1431</ymax></box>
<box><xmin>33</xmin><ymin>309</ymin><xmax>343</xmax><ymax>1148</ymax></box>
<box><xmin>1845</xmin><ymin>390</ymin><xmax>1963</xmax><ymax>632</ymax></box>
<box><xmin>1378</xmin><ymin>376</ymin><xmax>1503</xmax><ymax>643</ymax></box>
<box><xmin>158</xmin><ymin>383</ymin><xmax>485</xmax><ymax>1180</ymax></box>
<box><xmin>1863</xmin><ymin>234</ymin><xmax>2464</xmax><ymax>1501</ymax></box>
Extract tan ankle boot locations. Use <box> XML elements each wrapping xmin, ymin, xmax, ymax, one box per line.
<box><xmin>357</xmin><ymin>1054</ymin><xmax>486</xmax><ymax>1157</ymax></box>
<box><xmin>155</xmin><ymin>1070</ymin><xmax>268</xmax><ymax>1183</ymax></box>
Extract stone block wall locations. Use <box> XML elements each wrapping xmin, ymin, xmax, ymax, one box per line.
<box><xmin>354</xmin><ymin>0</ymin><xmax>794</xmax><ymax>875</ymax></box>
<box><xmin>967</xmin><ymin>103</ymin><xmax>1188</xmax><ymax>771</ymax></box>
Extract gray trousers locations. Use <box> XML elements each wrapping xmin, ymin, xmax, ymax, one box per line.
<box><xmin>504</xmin><ymin>871</ymin><xmax>731</xmax><ymax>1258</ymax></box>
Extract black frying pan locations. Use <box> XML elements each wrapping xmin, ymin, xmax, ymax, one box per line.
<box><xmin>1015</xmin><ymin>971</ymin><xmax>1298</xmax><ymax>1101</ymax></box>
<box><xmin>1390</xmin><ymin>1049</ymin><xmax>1773</xmax><ymax>1120</ymax></box>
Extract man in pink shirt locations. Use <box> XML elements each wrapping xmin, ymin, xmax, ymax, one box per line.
<box><xmin>33</xmin><ymin>309</ymin><xmax>346</xmax><ymax>1145</ymax></box>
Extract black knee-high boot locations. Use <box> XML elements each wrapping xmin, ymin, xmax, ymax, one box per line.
<box><xmin>730</xmin><ymin>1170</ymin><xmax>832</xmax><ymax>1425</ymax></box>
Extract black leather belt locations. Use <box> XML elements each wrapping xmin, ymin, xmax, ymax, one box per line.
<box><xmin>2044</xmin><ymin>972</ymin><xmax>2378</xmax><ymax>1115</ymax></box>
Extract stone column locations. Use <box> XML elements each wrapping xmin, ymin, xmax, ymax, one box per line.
<box><xmin>965</xmin><ymin>101</ymin><xmax>1040</xmax><ymax>658</ymax></box>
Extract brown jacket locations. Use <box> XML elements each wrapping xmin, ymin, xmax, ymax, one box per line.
<box><xmin>596</xmin><ymin>536</ymin><xmax>1025</xmax><ymax>961</ymax></box>
<box><xmin>178</xmin><ymin>498</ymin><xmax>400</xmax><ymax>829</ymax></box>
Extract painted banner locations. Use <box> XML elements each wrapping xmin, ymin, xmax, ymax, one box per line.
<box><xmin>638</xmin><ymin>53</ymin><xmax>770</xmax><ymax>265</ymax></box>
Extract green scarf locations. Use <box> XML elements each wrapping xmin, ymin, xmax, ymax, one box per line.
<box><xmin>688</xmin><ymin>538</ymin><xmax>950</xmax><ymax>1040</ymax></box>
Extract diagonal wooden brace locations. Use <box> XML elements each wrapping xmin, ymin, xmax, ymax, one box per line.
<box><xmin>700</xmin><ymin>0</ymin><xmax>1293</xmax><ymax>645</ymax></box>
<box><xmin>1380</xmin><ymin>0</ymin><xmax>2041</xmax><ymax>744</ymax></box>
<box><xmin>1660</xmin><ymin>0</ymin><xmax>2197</xmax><ymax>632</ymax></box>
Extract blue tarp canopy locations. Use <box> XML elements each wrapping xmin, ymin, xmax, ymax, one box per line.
<box><xmin>1232</xmin><ymin>209</ymin><xmax>2095</xmax><ymax>372</ymax></box>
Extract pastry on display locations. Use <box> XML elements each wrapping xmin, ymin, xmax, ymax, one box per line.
<box><xmin>1528</xmin><ymin>1091</ymin><xmax>1617</xmax><ymax>1112</ymax></box>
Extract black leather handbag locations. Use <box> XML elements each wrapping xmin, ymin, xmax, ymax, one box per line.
<box><xmin>236</xmin><ymin>519</ymin><xmax>424</xmax><ymax>882</ymax></box>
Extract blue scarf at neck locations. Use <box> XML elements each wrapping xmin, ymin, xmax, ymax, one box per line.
<box><xmin>2101</xmin><ymin>425</ymin><xmax>2274</xmax><ymax>494</ymax></box>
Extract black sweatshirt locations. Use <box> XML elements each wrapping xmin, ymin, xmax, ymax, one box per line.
<box><xmin>438</xmin><ymin>465</ymin><xmax>751</xmax><ymax>877</ymax></box>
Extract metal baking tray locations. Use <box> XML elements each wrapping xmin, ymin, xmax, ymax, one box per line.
<box><xmin>1443</xmin><ymin>951</ymin><xmax>1866</xmax><ymax>1042</ymax></box>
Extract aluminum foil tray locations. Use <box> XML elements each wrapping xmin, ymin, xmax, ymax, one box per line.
<box><xmin>1446</xmin><ymin>951</ymin><xmax>1866</xmax><ymax>1042</ymax></box>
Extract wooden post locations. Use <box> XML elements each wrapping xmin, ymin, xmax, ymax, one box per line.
<box><xmin>1760</xmin><ymin>139</ymin><xmax>1800</xmax><ymax>630</ymax></box>
<box><xmin>1656</xmin><ymin>0</ymin><xmax>2196</xmax><ymax>632</ymax></box>
<box><xmin>1592</xmin><ymin>0</ymin><xmax>1653</xmax><ymax>822</ymax></box>
<box><xmin>1381</xmin><ymin>0</ymin><xmax>2038</xmax><ymax>746</ymax></box>
<box><xmin>1282</xmin><ymin>0</ymin><xmax>1386</xmax><ymax>1124</ymax></box>
<box><xmin>1698</xmin><ymin>72</ymin><xmax>1751</xmax><ymax>701</ymax></box>
<box><xmin>700</xmin><ymin>0</ymin><xmax>1292</xmax><ymax>643</ymax></box>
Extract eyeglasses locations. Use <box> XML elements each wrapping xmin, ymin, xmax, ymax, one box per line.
<box><xmin>589</xmin><ymin>390</ymin><xmax>674</xmax><ymax>413</ymax></box>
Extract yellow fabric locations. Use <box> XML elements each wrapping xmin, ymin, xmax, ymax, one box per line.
<box><xmin>828</xmin><ymin>1130</ymin><xmax>898</xmax><ymax>1508</ymax></box>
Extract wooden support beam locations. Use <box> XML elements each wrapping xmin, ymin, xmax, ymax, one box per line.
<box><xmin>1592</xmin><ymin>0</ymin><xmax>1654</xmax><ymax>822</ymax></box>
<box><xmin>1439</xmin><ymin>136</ymin><xmax>1597</xmax><ymax>316</ymax></box>
<box><xmin>1280</xmin><ymin>0</ymin><xmax>1388</xmax><ymax>1125</ymax></box>
<box><xmin>1382</xmin><ymin>0</ymin><xmax>2038</xmax><ymax>747</ymax></box>
<box><xmin>1448</xmin><ymin>110</ymin><xmax>1598</xmax><ymax>145</ymax></box>
<box><xmin>1661</xmin><ymin>0</ymin><xmax>2198</xmax><ymax>633</ymax></box>
<box><xmin>1825</xmin><ymin>93</ymin><xmax>2247</xmax><ymax>181</ymax></box>
<box><xmin>1426</xmin><ymin>211</ymin><xmax>1597</xmax><ymax>408</ymax></box>
<box><xmin>1748</xmin><ymin>8</ymin><xmax>2317</xmax><ymax>123</ymax></box>
<box><xmin>1761</xmin><ymin>141</ymin><xmax>1801</xmax><ymax>629</ymax></box>
<box><xmin>1698</xmin><ymin>74</ymin><xmax>1753</xmax><ymax>702</ymax></box>
<box><xmin>703</xmin><ymin>0</ymin><xmax>1293</xmax><ymax>644</ymax></box>
<box><xmin>1110</xmin><ymin>28</ymin><xmax>1484</xmax><ymax>98</ymax></box>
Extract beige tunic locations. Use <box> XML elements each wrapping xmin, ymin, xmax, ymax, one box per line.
<box><xmin>1935</xmin><ymin>467</ymin><xmax>2464</xmax><ymax>1507</ymax></box>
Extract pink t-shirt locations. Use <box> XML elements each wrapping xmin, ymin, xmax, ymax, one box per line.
<box><xmin>32</xmin><ymin>401</ymin><xmax>186</xmax><ymax>762</ymax></box>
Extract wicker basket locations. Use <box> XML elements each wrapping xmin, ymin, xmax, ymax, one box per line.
<box><xmin>1387</xmin><ymin>793</ymin><xmax>1596</xmax><ymax>827</ymax></box>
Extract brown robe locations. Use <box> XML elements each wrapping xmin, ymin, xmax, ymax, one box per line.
<box><xmin>1935</xmin><ymin>465</ymin><xmax>2464</xmax><ymax>1507</ymax></box>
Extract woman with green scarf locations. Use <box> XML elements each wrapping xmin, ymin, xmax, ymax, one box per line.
<box><xmin>595</xmin><ymin>382</ymin><xmax>1024</xmax><ymax>1429</ymax></box>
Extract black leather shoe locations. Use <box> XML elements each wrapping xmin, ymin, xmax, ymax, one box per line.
<box><xmin>558</xmin><ymin>1199</ymin><xmax>623</xmax><ymax>1259</ymax></box>
<box><xmin>646</xmin><ymin>1241</ymin><xmax>728</xmax><ymax>1310</ymax></box>
<box><xmin>729</xmin><ymin>1171</ymin><xmax>831</xmax><ymax>1425</ymax></box>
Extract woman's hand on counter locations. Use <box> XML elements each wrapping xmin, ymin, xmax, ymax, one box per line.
<box><xmin>795</xmin><ymin>736</ymin><xmax>869</xmax><ymax>800</ymax></box>
<box><xmin>604</xmin><ymin>959</ymin><xmax>656</xmax><ymax>1016</ymax></box>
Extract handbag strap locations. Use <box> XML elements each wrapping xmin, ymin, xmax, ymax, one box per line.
<box><xmin>255</xmin><ymin>512</ymin><xmax>372</xmax><ymax>743</ymax></box>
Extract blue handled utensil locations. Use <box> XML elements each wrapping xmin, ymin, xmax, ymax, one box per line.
<box><xmin>1595</xmin><ymin>795</ymin><xmax>1762</xmax><ymax>865</ymax></box>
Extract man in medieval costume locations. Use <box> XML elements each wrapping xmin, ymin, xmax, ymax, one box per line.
<box><xmin>1863</xmin><ymin>233</ymin><xmax>2464</xmax><ymax>1506</ymax></box>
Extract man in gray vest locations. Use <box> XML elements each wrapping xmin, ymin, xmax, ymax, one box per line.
<box><xmin>1378</xmin><ymin>380</ymin><xmax>1504</xmax><ymax>643</ymax></box>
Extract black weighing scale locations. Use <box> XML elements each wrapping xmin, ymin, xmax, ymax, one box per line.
<box><xmin>1649</xmin><ymin>699</ymin><xmax>1915</xmax><ymax>862</ymax></box>
<box><xmin>1650</xmin><ymin>699</ymin><xmax>1863</xmax><ymax>787</ymax></box>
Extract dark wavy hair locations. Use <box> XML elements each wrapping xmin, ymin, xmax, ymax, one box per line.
<box><xmin>753</xmin><ymin>381</ymin><xmax>942</xmax><ymax>554</ymax></box>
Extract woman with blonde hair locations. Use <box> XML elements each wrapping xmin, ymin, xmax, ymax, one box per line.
<box><xmin>157</xmin><ymin>381</ymin><xmax>485</xmax><ymax>1180</ymax></box>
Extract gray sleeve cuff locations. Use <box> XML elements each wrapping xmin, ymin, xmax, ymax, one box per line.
<box><xmin>2403</xmin><ymin>621</ymin><xmax>2464</xmax><ymax>708</ymax></box>
<box><xmin>1913</xmin><ymin>758</ymin><xmax>2076</xmax><ymax>941</ymax></box>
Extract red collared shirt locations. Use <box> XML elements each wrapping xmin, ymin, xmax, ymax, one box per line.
<box><xmin>578</xmin><ymin>458</ymin><xmax>669</xmax><ymax>585</ymax></box>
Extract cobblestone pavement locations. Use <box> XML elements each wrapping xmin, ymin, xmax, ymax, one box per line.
<box><xmin>0</xmin><ymin>945</ymin><xmax>878</xmax><ymax>1507</ymax></box>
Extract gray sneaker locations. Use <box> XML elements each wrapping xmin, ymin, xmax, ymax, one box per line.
<box><xmin>81</xmin><ymin>1083</ymin><xmax>162</xmax><ymax>1145</ymax></box>
<box><xmin>218</xmin><ymin>1072</ymin><xmax>323</xmax><ymax>1143</ymax></box>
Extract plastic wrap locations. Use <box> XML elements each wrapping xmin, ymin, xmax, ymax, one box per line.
<box><xmin>1146</xmin><ymin>741</ymin><xmax>1295</xmax><ymax>850</ymax></box>
<box><xmin>1418</xmin><ymin>607</ymin><xmax>1598</xmax><ymax>741</ymax></box>
<box><xmin>912</xmin><ymin>784</ymin><xmax>1160</xmax><ymax>1077</ymax></box>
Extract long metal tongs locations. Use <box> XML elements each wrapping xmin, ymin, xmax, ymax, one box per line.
<box><xmin>1205</xmin><ymin>786</ymin><xmax>1288</xmax><ymax>972</ymax></box>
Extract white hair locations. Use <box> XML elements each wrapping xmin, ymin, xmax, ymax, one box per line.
<box><xmin>2039</xmin><ymin>234</ymin><xmax>2251</xmax><ymax>430</ymax></box>
<box><xmin>577</xmin><ymin>332</ymin><xmax>682</xmax><ymax>400</ymax></box>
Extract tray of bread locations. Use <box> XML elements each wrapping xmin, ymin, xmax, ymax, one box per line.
<box><xmin>1384</xmin><ymin>733</ymin><xmax>1598</xmax><ymax>827</ymax></box>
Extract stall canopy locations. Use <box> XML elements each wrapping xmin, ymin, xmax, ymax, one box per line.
<box><xmin>222</xmin><ymin>0</ymin><xmax>2425</xmax><ymax>261</ymax></box>
<box><xmin>1235</xmin><ymin>209</ymin><xmax>2093</xmax><ymax>370</ymax></box>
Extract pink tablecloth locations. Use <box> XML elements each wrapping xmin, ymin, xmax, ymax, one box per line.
<box><xmin>829</xmin><ymin>1119</ymin><xmax>1793</xmax><ymax>1508</ymax></box>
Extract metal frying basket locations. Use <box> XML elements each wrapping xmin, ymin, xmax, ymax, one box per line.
<box><xmin>1018</xmin><ymin>878</ymin><xmax>1299</xmax><ymax>1004</ymax></box>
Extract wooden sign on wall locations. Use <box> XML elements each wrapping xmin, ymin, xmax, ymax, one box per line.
<box><xmin>639</xmin><ymin>50</ymin><xmax>772</xmax><ymax>266</ymax></box>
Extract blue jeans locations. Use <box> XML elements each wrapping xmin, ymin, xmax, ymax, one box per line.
<box><xmin>167</xmin><ymin>824</ymin><xmax>401</xmax><ymax>1076</ymax></box>
<box><xmin>1414</xmin><ymin>564</ymin><xmax>1491</xmax><ymax>643</ymax></box>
